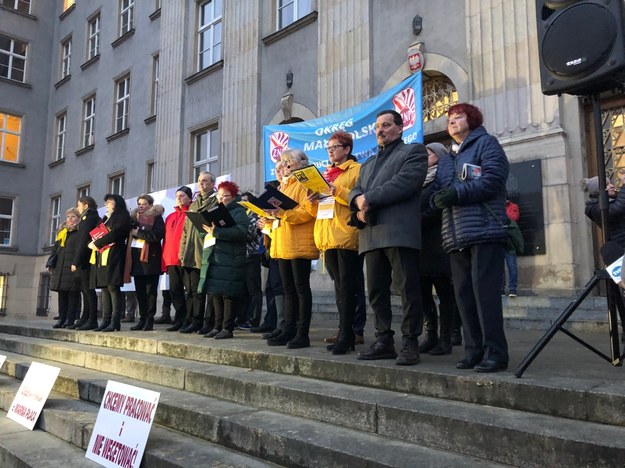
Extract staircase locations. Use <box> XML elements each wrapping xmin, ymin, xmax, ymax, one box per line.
<box><xmin>0</xmin><ymin>320</ymin><xmax>624</xmax><ymax>467</ymax></box>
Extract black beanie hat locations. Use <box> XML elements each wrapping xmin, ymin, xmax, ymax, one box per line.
<box><xmin>177</xmin><ymin>186</ymin><xmax>193</xmax><ymax>199</ymax></box>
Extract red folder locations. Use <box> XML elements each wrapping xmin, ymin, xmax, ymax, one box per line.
<box><xmin>89</xmin><ymin>224</ymin><xmax>114</xmax><ymax>253</ymax></box>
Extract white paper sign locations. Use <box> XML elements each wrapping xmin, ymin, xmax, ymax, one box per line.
<box><xmin>7</xmin><ymin>362</ymin><xmax>60</xmax><ymax>430</ymax></box>
<box><xmin>0</xmin><ymin>354</ymin><xmax>6</xmax><ymax>370</ymax></box>
<box><xmin>607</xmin><ymin>254</ymin><xmax>624</xmax><ymax>286</ymax></box>
<box><xmin>86</xmin><ymin>380</ymin><xmax>160</xmax><ymax>468</ymax></box>
<box><xmin>316</xmin><ymin>197</ymin><xmax>335</xmax><ymax>219</ymax></box>
<box><xmin>158</xmin><ymin>273</ymin><xmax>169</xmax><ymax>291</ymax></box>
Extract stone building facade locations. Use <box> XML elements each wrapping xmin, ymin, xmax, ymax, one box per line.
<box><xmin>0</xmin><ymin>0</ymin><xmax>619</xmax><ymax>317</ymax></box>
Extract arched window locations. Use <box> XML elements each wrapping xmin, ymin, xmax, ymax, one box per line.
<box><xmin>422</xmin><ymin>74</ymin><xmax>458</xmax><ymax>123</ymax></box>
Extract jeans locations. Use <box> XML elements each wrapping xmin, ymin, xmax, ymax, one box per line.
<box><xmin>503</xmin><ymin>251</ymin><xmax>518</xmax><ymax>293</ymax></box>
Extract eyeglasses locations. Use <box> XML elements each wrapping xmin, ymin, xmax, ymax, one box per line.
<box><xmin>217</xmin><ymin>193</ymin><xmax>232</xmax><ymax>199</ymax></box>
<box><xmin>327</xmin><ymin>144</ymin><xmax>345</xmax><ymax>153</ymax></box>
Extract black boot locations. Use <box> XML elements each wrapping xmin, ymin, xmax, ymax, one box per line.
<box><xmin>429</xmin><ymin>335</ymin><xmax>452</xmax><ymax>355</ymax></box>
<box><xmin>130</xmin><ymin>319</ymin><xmax>147</xmax><ymax>331</ymax></box>
<box><xmin>287</xmin><ymin>333</ymin><xmax>310</xmax><ymax>349</ymax></box>
<box><xmin>154</xmin><ymin>307</ymin><xmax>172</xmax><ymax>324</ymax></box>
<box><xmin>330</xmin><ymin>330</ymin><xmax>355</xmax><ymax>355</ymax></box>
<box><xmin>263</xmin><ymin>328</ymin><xmax>282</xmax><ymax>340</ymax></box>
<box><xmin>357</xmin><ymin>335</ymin><xmax>397</xmax><ymax>360</ymax></box>
<box><xmin>166</xmin><ymin>322</ymin><xmax>183</xmax><ymax>332</ymax></box>
<box><xmin>396</xmin><ymin>338</ymin><xmax>420</xmax><ymax>366</ymax></box>
<box><xmin>418</xmin><ymin>329</ymin><xmax>438</xmax><ymax>353</ymax></box>
<box><xmin>52</xmin><ymin>319</ymin><xmax>65</xmax><ymax>329</ymax></box>
<box><xmin>143</xmin><ymin>317</ymin><xmax>154</xmax><ymax>331</ymax></box>
<box><xmin>95</xmin><ymin>320</ymin><xmax>111</xmax><ymax>331</ymax></box>
<box><xmin>102</xmin><ymin>320</ymin><xmax>120</xmax><ymax>332</ymax></box>
<box><xmin>78</xmin><ymin>320</ymin><xmax>99</xmax><ymax>330</ymax></box>
<box><xmin>267</xmin><ymin>329</ymin><xmax>295</xmax><ymax>346</ymax></box>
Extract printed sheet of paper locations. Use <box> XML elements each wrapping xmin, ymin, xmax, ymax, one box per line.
<box><xmin>291</xmin><ymin>165</ymin><xmax>332</xmax><ymax>196</ymax></box>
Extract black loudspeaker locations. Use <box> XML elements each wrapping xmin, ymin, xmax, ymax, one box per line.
<box><xmin>537</xmin><ymin>0</ymin><xmax>625</xmax><ymax>95</ymax></box>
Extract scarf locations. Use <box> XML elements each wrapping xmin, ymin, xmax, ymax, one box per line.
<box><xmin>423</xmin><ymin>165</ymin><xmax>437</xmax><ymax>187</ymax></box>
<box><xmin>324</xmin><ymin>165</ymin><xmax>345</xmax><ymax>183</ymax></box>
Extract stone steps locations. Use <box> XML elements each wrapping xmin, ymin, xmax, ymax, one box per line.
<box><xmin>0</xmin><ymin>352</ymin><xmax>500</xmax><ymax>468</ymax></box>
<box><xmin>0</xmin><ymin>324</ymin><xmax>624</xmax><ymax>466</ymax></box>
<box><xmin>309</xmin><ymin>291</ymin><xmax>613</xmax><ymax>331</ymax></box>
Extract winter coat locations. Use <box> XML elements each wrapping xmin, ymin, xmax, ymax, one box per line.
<box><xmin>585</xmin><ymin>188</ymin><xmax>625</xmax><ymax>248</ymax></box>
<box><xmin>269</xmin><ymin>176</ymin><xmax>319</xmax><ymax>260</ymax></box>
<box><xmin>90</xmin><ymin>210</ymin><xmax>131</xmax><ymax>288</ymax></box>
<box><xmin>72</xmin><ymin>208</ymin><xmax>100</xmax><ymax>268</ymax></box>
<box><xmin>313</xmin><ymin>159</ymin><xmax>360</xmax><ymax>252</ymax></box>
<box><xmin>348</xmin><ymin>140</ymin><xmax>428</xmax><ymax>254</ymax></box>
<box><xmin>180</xmin><ymin>191</ymin><xmax>217</xmax><ymax>269</ymax></box>
<box><xmin>162</xmin><ymin>205</ymin><xmax>188</xmax><ymax>268</ymax></box>
<box><xmin>50</xmin><ymin>226</ymin><xmax>81</xmax><ymax>292</ymax></box>
<box><xmin>129</xmin><ymin>204</ymin><xmax>165</xmax><ymax>276</ymax></box>
<box><xmin>198</xmin><ymin>198</ymin><xmax>249</xmax><ymax>297</ymax></box>
<box><xmin>430</xmin><ymin>126</ymin><xmax>509</xmax><ymax>253</ymax></box>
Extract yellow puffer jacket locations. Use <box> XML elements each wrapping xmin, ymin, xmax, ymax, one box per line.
<box><xmin>313</xmin><ymin>159</ymin><xmax>361</xmax><ymax>252</ymax></box>
<box><xmin>270</xmin><ymin>177</ymin><xmax>319</xmax><ymax>260</ymax></box>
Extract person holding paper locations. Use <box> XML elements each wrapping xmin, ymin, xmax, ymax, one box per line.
<box><xmin>265</xmin><ymin>149</ymin><xmax>319</xmax><ymax>349</ymax></box>
<box><xmin>431</xmin><ymin>103</ymin><xmax>509</xmax><ymax>373</ymax></box>
<box><xmin>71</xmin><ymin>196</ymin><xmax>100</xmax><ymax>330</ymax></box>
<box><xmin>178</xmin><ymin>171</ymin><xmax>217</xmax><ymax>333</ymax></box>
<box><xmin>88</xmin><ymin>194</ymin><xmax>132</xmax><ymax>332</ymax></box>
<box><xmin>309</xmin><ymin>131</ymin><xmax>361</xmax><ymax>354</ymax></box>
<box><xmin>349</xmin><ymin>110</ymin><xmax>428</xmax><ymax>366</ymax></box>
<box><xmin>124</xmin><ymin>194</ymin><xmax>165</xmax><ymax>331</ymax></box>
<box><xmin>48</xmin><ymin>207</ymin><xmax>82</xmax><ymax>328</ymax></box>
<box><xmin>199</xmin><ymin>181</ymin><xmax>249</xmax><ymax>339</ymax></box>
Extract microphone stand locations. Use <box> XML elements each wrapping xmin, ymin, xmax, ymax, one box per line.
<box><xmin>514</xmin><ymin>93</ymin><xmax>623</xmax><ymax>377</ymax></box>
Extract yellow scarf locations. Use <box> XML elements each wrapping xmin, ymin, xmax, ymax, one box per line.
<box><xmin>56</xmin><ymin>228</ymin><xmax>68</xmax><ymax>247</ymax></box>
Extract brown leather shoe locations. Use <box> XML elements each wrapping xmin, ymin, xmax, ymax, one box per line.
<box><xmin>324</xmin><ymin>333</ymin><xmax>338</xmax><ymax>343</ymax></box>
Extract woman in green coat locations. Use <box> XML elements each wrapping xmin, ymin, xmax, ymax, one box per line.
<box><xmin>199</xmin><ymin>181</ymin><xmax>249</xmax><ymax>339</ymax></box>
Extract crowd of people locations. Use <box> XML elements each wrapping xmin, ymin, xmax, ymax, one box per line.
<box><xmin>47</xmin><ymin>103</ymin><xmax>514</xmax><ymax>373</ymax></box>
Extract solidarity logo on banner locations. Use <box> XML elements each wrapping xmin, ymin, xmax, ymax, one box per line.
<box><xmin>262</xmin><ymin>72</ymin><xmax>423</xmax><ymax>181</ymax></box>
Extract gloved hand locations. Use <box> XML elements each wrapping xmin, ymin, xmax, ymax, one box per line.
<box><xmin>433</xmin><ymin>188</ymin><xmax>458</xmax><ymax>208</ymax></box>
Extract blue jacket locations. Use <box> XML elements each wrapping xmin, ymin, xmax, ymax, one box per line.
<box><xmin>430</xmin><ymin>126</ymin><xmax>509</xmax><ymax>253</ymax></box>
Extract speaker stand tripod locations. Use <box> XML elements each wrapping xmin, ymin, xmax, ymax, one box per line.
<box><xmin>514</xmin><ymin>93</ymin><xmax>624</xmax><ymax>378</ymax></box>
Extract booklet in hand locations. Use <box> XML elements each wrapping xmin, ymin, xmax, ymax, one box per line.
<box><xmin>89</xmin><ymin>223</ymin><xmax>114</xmax><ymax>253</ymax></box>
<box><xmin>291</xmin><ymin>164</ymin><xmax>332</xmax><ymax>196</ymax></box>
<box><xmin>258</xmin><ymin>184</ymin><xmax>298</xmax><ymax>211</ymax></box>
<box><xmin>186</xmin><ymin>203</ymin><xmax>236</xmax><ymax>232</ymax></box>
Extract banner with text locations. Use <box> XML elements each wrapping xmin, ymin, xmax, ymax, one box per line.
<box><xmin>7</xmin><ymin>362</ymin><xmax>60</xmax><ymax>430</ymax></box>
<box><xmin>263</xmin><ymin>72</ymin><xmax>423</xmax><ymax>181</ymax></box>
<box><xmin>86</xmin><ymin>380</ymin><xmax>160</xmax><ymax>468</ymax></box>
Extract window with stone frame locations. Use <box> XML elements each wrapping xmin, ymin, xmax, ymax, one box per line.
<box><xmin>55</xmin><ymin>113</ymin><xmax>67</xmax><ymax>161</ymax></box>
<box><xmin>192</xmin><ymin>126</ymin><xmax>220</xmax><ymax>180</ymax></box>
<box><xmin>276</xmin><ymin>0</ymin><xmax>312</xmax><ymax>30</ymax></box>
<box><xmin>49</xmin><ymin>196</ymin><xmax>61</xmax><ymax>246</ymax></box>
<box><xmin>0</xmin><ymin>111</ymin><xmax>21</xmax><ymax>163</ymax></box>
<box><xmin>2</xmin><ymin>0</ymin><xmax>30</xmax><ymax>14</ymax></box>
<box><xmin>0</xmin><ymin>33</ymin><xmax>27</xmax><ymax>82</ymax></box>
<box><xmin>119</xmin><ymin>0</ymin><xmax>134</xmax><ymax>36</ymax></box>
<box><xmin>197</xmin><ymin>0</ymin><xmax>222</xmax><ymax>71</ymax></box>
<box><xmin>109</xmin><ymin>173</ymin><xmax>125</xmax><ymax>196</ymax></box>
<box><xmin>114</xmin><ymin>75</ymin><xmax>130</xmax><ymax>133</ymax></box>
<box><xmin>0</xmin><ymin>197</ymin><xmax>14</xmax><ymax>246</ymax></box>
<box><xmin>82</xmin><ymin>95</ymin><xmax>96</xmax><ymax>147</ymax></box>
<box><xmin>60</xmin><ymin>37</ymin><xmax>71</xmax><ymax>79</ymax></box>
<box><xmin>151</xmin><ymin>55</ymin><xmax>159</xmax><ymax>116</ymax></box>
<box><xmin>87</xmin><ymin>14</ymin><xmax>101</xmax><ymax>60</ymax></box>
<box><xmin>77</xmin><ymin>184</ymin><xmax>90</xmax><ymax>200</ymax></box>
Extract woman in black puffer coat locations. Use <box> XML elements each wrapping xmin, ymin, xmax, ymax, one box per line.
<box><xmin>48</xmin><ymin>208</ymin><xmax>82</xmax><ymax>328</ymax></box>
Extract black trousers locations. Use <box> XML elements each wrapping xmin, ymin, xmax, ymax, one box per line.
<box><xmin>450</xmin><ymin>242</ymin><xmax>509</xmax><ymax>363</ymax></box>
<box><xmin>421</xmin><ymin>275</ymin><xmax>456</xmax><ymax>337</ymax></box>
<box><xmin>365</xmin><ymin>247</ymin><xmax>423</xmax><ymax>341</ymax></box>
<box><xmin>167</xmin><ymin>265</ymin><xmax>188</xmax><ymax>324</ymax></box>
<box><xmin>325</xmin><ymin>249</ymin><xmax>360</xmax><ymax>334</ymax></box>
<box><xmin>278</xmin><ymin>258</ymin><xmax>312</xmax><ymax>335</ymax></box>
<box><xmin>101</xmin><ymin>285</ymin><xmax>123</xmax><ymax>323</ymax></box>
<box><xmin>183</xmin><ymin>267</ymin><xmax>205</xmax><ymax>326</ymax></box>
<box><xmin>210</xmin><ymin>293</ymin><xmax>238</xmax><ymax>331</ymax></box>
<box><xmin>78</xmin><ymin>265</ymin><xmax>98</xmax><ymax>323</ymax></box>
<box><xmin>262</xmin><ymin>259</ymin><xmax>283</xmax><ymax>329</ymax></box>
<box><xmin>241</xmin><ymin>255</ymin><xmax>263</xmax><ymax>326</ymax></box>
<box><xmin>57</xmin><ymin>290</ymin><xmax>80</xmax><ymax>324</ymax></box>
<box><xmin>134</xmin><ymin>274</ymin><xmax>160</xmax><ymax>320</ymax></box>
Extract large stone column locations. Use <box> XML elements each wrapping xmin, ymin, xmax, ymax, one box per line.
<box><xmin>317</xmin><ymin>0</ymin><xmax>371</xmax><ymax>115</ymax></box>
<box><xmin>153</xmin><ymin>2</ymin><xmax>188</xmax><ymax>190</ymax></box>
<box><xmin>220</xmin><ymin>1</ymin><xmax>261</xmax><ymax>191</ymax></box>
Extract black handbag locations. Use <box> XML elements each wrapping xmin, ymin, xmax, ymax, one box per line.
<box><xmin>46</xmin><ymin>252</ymin><xmax>58</xmax><ymax>269</ymax></box>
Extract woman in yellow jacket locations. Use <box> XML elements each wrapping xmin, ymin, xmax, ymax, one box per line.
<box><xmin>310</xmin><ymin>131</ymin><xmax>361</xmax><ymax>354</ymax></box>
<box><xmin>265</xmin><ymin>149</ymin><xmax>319</xmax><ymax>349</ymax></box>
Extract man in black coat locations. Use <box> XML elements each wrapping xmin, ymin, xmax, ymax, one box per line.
<box><xmin>71</xmin><ymin>196</ymin><xmax>100</xmax><ymax>330</ymax></box>
<box><xmin>349</xmin><ymin>109</ymin><xmax>428</xmax><ymax>366</ymax></box>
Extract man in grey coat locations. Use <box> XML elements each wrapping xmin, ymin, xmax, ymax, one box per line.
<box><xmin>349</xmin><ymin>109</ymin><xmax>428</xmax><ymax>365</ymax></box>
